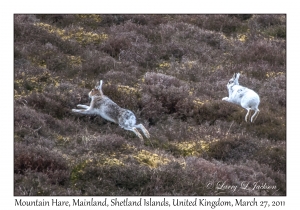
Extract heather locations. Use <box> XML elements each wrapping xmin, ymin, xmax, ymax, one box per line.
<box><xmin>14</xmin><ymin>14</ymin><xmax>286</xmax><ymax>196</ymax></box>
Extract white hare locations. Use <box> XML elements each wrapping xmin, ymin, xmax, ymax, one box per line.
<box><xmin>72</xmin><ymin>80</ymin><xmax>150</xmax><ymax>141</ymax></box>
<box><xmin>222</xmin><ymin>73</ymin><xmax>260</xmax><ymax>122</ymax></box>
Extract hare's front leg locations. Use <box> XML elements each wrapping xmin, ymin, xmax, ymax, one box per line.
<box><xmin>222</xmin><ymin>97</ymin><xmax>229</xmax><ymax>101</ymax></box>
<box><xmin>77</xmin><ymin>104</ymin><xmax>90</xmax><ymax>109</ymax></box>
<box><xmin>72</xmin><ymin>108</ymin><xmax>93</xmax><ymax>115</ymax></box>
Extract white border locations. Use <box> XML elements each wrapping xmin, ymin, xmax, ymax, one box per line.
<box><xmin>3</xmin><ymin>0</ymin><xmax>298</xmax><ymax>209</ymax></box>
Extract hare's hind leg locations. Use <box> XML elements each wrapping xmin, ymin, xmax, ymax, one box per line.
<box><xmin>251</xmin><ymin>109</ymin><xmax>260</xmax><ymax>123</ymax></box>
<box><xmin>119</xmin><ymin>110</ymin><xmax>144</xmax><ymax>141</ymax></box>
<box><xmin>123</xmin><ymin>126</ymin><xmax>144</xmax><ymax>141</ymax></box>
<box><xmin>245</xmin><ymin>108</ymin><xmax>252</xmax><ymax>122</ymax></box>
<box><xmin>135</xmin><ymin>124</ymin><xmax>150</xmax><ymax>139</ymax></box>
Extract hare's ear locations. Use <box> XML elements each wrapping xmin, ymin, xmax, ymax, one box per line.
<box><xmin>98</xmin><ymin>80</ymin><xmax>103</xmax><ymax>96</ymax></box>
<box><xmin>233</xmin><ymin>73</ymin><xmax>240</xmax><ymax>85</ymax></box>
<box><xmin>99</xmin><ymin>80</ymin><xmax>103</xmax><ymax>90</ymax></box>
<box><xmin>231</xmin><ymin>73</ymin><xmax>236</xmax><ymax>79</ymax></box>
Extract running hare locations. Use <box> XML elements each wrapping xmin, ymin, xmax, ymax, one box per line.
<box><xmin>72</xmin><ymin>80</ymin><xmax>150</xmax><ymax>141</ymax></box>
<box><xmin>222</xmin><ymin>73</ymin><xmax>260</xmax><ymax>122</ymax></box>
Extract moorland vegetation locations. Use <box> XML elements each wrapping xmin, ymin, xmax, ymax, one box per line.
<box><xmin>14</xmin><ymin>14</ymin><xmax>286</xmax><ymax>195</ymax></box>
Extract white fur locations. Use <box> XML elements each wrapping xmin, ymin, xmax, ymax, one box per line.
<box><xmin>72</xmin><ymin>80</ymin><xmax>150</xmax><ymax>141</ymax></box>
<box><xmin>222</xmin><ymin>73</ymin><xmax>260</xmax><ymax>122</ymax></box>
